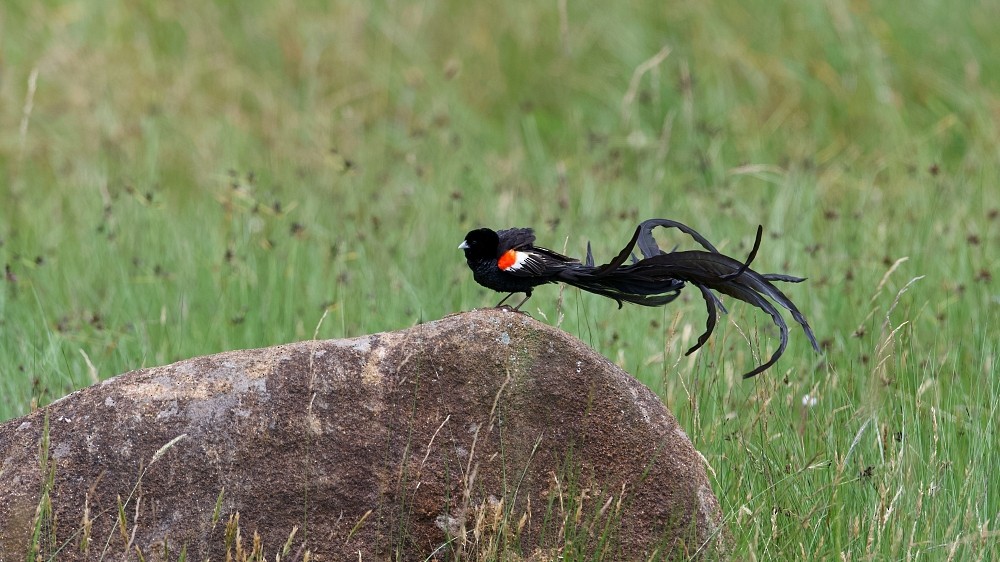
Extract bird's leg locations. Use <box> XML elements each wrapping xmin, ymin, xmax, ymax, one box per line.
<box><xmin>494</xmin><ymin>291</ymin><xmax>532</xmax><ymax>313</ymax></box>
<box><xmin>510</xmin><ymin>291</ymin><xmax>532</xmax><ymax>312</ymax></box>
<box><xmin>495</xmin><ymin>292</ymin><xmax>516</xmax><ymax>307</ymax></box>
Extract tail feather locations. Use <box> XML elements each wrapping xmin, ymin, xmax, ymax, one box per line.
<box><xmin>565</xmin><ymin>219</ymin><xmax>820</xmax><ymax>378</ymax></box>
<box><xmin>564</xmin><ymin>280</ymin><xmax>682</xmax><ymax>308</ymax></box>
<box><xmin>689</xmin><ymin>284</ymin><xmax>721</xmax><ymax>356</ymax></box>
<box><xmin>639</xmin><ymin>249</ymin><xmax>821</xmax><ymax>365</ymax></box>
<box><xmin>559</xmin><ymin>264</ymin><xmax>683</xmax><ymax>308</ymax></box>
<box><xmin>635</xmin><ymin>218</ymin><xmax>721</xmax><ymax>255</ymax></box>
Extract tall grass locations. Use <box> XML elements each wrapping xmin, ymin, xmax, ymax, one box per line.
<box><xmin>2</xmin><ymin>0</ymin><xmax>997</xmax><ymax>558</ymax></box>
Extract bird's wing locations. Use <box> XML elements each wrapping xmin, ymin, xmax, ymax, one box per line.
<box><xmin>495</xmin><ymin>228</ymin><xmax>537</xmax><ymax>253</ymax></box>
<box><xmin>499</xmin><ymin>245</ymin><xmax>578</xmax><ymax>277</ymax></box>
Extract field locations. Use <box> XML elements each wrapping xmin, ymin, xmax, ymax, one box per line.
<box><xmin>1</xmin><ymin>0</ymin><xmax>998</xmax><ymax>559</ymax></box>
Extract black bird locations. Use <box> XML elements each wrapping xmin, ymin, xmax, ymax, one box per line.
<box><xmin>459</xmin><ymin>218</ymin><xmax>821</xmax><ymax>378</ymax></box>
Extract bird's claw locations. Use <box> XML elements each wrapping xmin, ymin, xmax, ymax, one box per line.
<box><xmin>495</xmin><ymin>304</ymin><xmax>532</xmax><ymax>317</ymax></box>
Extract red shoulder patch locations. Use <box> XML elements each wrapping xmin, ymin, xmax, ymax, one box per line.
<box><xmin>497</xmin><ymin>250</ymin><xmax>518</xmax><ymax>270</ymax></box>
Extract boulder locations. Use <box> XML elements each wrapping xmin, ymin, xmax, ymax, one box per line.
<box><xmin>0</xmin><ymin>309</ymin><xmax>723</xmax><ymax>560</ymax></box>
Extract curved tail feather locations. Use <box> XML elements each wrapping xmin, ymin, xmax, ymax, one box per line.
<box><xmin>563</xmin><ymin>219</ymin><xmax>821</xmax><ymax>378</ymax></box>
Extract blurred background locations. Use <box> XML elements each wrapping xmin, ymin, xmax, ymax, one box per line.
<box><xmin>1</xmin><ymin>0</ymin><xmax>997</xmax><ymax>556</ymax></box>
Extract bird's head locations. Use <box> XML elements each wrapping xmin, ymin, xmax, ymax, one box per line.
<box><xmin>459</xmin><ymin>228</ymin><xmax>501</xmax><ymax>260</ymax></box>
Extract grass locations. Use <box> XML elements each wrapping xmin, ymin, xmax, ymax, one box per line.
<box><xmin>2</xmin><ymin>0</ymin><xmax>998</xmax><ymax>559</ymax></box>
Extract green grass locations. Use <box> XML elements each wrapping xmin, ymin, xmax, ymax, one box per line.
<box><xmin>2</xmin><ymin>0</ymin><xmax>998</xmax><ymax>559</ymax></box>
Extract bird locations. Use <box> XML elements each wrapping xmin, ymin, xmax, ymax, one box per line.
<box><xmin>459</xmin><ymin>218</ymin><xmax>821</xmax><ymax>378</ymax></box>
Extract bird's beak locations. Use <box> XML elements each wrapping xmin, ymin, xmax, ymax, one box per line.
<box><xmin>458</xmin><ymin>241</ymin><xmax>469</xmax><ymax>250</ymax></box>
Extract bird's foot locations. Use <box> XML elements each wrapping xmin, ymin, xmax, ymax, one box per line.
<box><xmin>495</xmin><ymin>304</ymin><xmax>532</xmax><ymax>317</ymax></box>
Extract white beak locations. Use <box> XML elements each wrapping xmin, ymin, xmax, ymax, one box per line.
<box><xmin>458</xmin><ymin>241</ymin><xmax>469</xmax><ymax>250</ymax></box>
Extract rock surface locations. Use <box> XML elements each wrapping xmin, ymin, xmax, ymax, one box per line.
<box><xmin>0</xmin><ymin>309</ymin><xmax>722</xmax><ymax>560</ymax></box>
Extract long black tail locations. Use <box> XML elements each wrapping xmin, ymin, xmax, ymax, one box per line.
<box><xmin>560</xmin><ymin>219</ymin><xmax>821</xmax><ymax>378</ymax></box>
